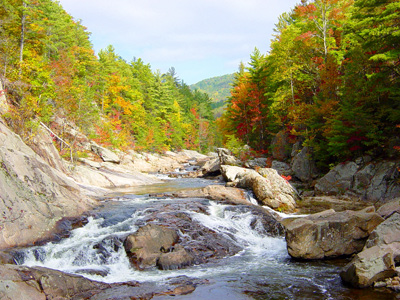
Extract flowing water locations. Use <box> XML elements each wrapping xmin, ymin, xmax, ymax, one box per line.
<box><xmin>16</xmin><ymin>177</ymin><xmax>397</xmax><ymax>300</ymax></box>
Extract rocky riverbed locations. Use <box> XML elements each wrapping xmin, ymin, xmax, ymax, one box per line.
<box><xmin>0</xmin><ymin>118</ymin><xmax>399</xmax><ymax>299</ymax></box>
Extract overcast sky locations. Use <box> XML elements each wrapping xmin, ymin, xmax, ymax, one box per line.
<box><xmin>58</xmin><ymin>0</ymin><xmax>299</xmax><ymax>84</ymax></box>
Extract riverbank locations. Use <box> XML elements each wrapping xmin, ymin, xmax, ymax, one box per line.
<box><xmin>0</xmin><ymin>119</ymin><xmax>399</xmax><ymax>299</ymax></box>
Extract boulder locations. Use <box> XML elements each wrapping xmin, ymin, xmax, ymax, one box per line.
<box><xmin>0</xmin><ymin>120</ymin><xmax>95</xmax><ymax>249</ymax></box>
<box><xmin>340</xmin><ymin>213</ymin><xmax>400</xmax><ymax>288</ymax></box>
<box><xmin>353</xmin><ymin>161</ymin><xmax>400</xmax><ymax>203</ymax></box>
<box><xmin>340</xmin><ymin>246</ymin><xmax>396</xmax><ymax>288</ymax></box>
<box><xmin>156</xmin><ymin>245</ymin><xmax>194</xmax><ymax>270</ymax></box>
<box><xmin>291</xmin><ymin>147</ymin><xmax>318</xmax><ymax>182</ymax></box>
<box><xmin>238</xmin><ymin>168</ymin><xmax>298</xmax><ymax>212</ymax></box>
<box><xmin>172</xmin><ymin>185</ymin><xmax>249</xmax><ymax>205</ymax></box>
<box><xmin>377</xmin><ymin>198</ymin><xmax>400</xmax><ymax>218</ymax></box>
<box><xmin>221</xmin><ymin>165</ymin><xmax>257</xmax><ymax>183</ymax></box>
<box><xmin>244</xmin><ymin>157</ymin><xmax>268</xmax><ymax>169</ymax></box>
<box><xmin>221</xmin><ymin>165</ymin><xmax>298</xmax><ymax>212</ymax></box>
<box><xmin>284</xmin><ymin>207</ymin><xmax>384</xmax><ymax>259</ymax></box>
<box><xmin>315</xmin><ymin>162</ymin><xmax>359</xmax><ymax>195</ymax></box>
<box><xmin>0</xmin><ymin>264</ymin><xmax>109</xmax><ymax>300</ymax></box>
<box><xmin>217</xmin><ymin>148</ymin><xmax>241</xmax><ymax>166</ymax></box>
<box><xmin>90</xmin><ymin>143</ymin><xmax>120</xmax><ymax>164</ymax></box>
<box><xmin>271</xmin><ymin>160</ymin><xmax>292</xmax><ymax>176</ymax></box>
<box><xmin>199</xmin><ymin>157</ymin><xmax>220</xmax><ymax>177</ymax></box>
<box><xmin>315</xmin><ymin>161</ymin><xmax>400</xmax><ymax>202</ymax></box>
<box><xmin>124</xmin><ymin>224</ymin><xmax>179</xmax><ymax>270</ymax></box>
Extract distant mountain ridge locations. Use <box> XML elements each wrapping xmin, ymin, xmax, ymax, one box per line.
<box><xmin>190</xmin><ymin>74</ymin><xmax>234</xmax><ymax>117</ymax></box>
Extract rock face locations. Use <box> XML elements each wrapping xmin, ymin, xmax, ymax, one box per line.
<box><xmin>217</xmin><ymin>148</ymin><xmax>241</xmax><ymax>166</ymax></box>
<box><xmin>315</xmin><ymin>161</ymin><xmax>400</xmax><ymax>203</ymax></box>
<box><xmin>0</xmin><ymin>120</ymin><xmax>96</xmax><ymax>249</ymax></box>
<box><xmin>291</xmin><ymin>147</ymin><xmax>318</xmax><ymax>182</ymax></box>
<box><xmin>221</xmin><ymin>165</ymin><xmax>299</xmax><ymax>212</ymax></box>
<box><xmin>315</xmin><ymin>162</ymin><xmax>359</xmax><ymax>195</ymax></box>
<box><xmin>0</xmin><ymin>264</ymin><xmax>203</xmax><ymax>299</ymax></box>
<box><xmin>284</xmin><ymin>207</ymin><xmax>384</xmax><ymax>259</ymax></box>
<box><xmin>90</xmin><ymin>143</ymin><xmax>120</xmax><ymax>164</ymax></box>
<box><xmin>340</xmin><ymin>212</ymin><xmax>400</xmax><ymax>288</ymax></box>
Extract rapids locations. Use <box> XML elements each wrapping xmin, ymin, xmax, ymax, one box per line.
<box><xmin>16</xmin><ymin>177</ymin><xmax>396</xmax><ymax>300</ymax></box>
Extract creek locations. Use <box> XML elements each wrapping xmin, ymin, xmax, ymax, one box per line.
<box><xmin>15</xmin><ymin>176</ymin><xmax>396</xmax><ymax>300</ymax></box>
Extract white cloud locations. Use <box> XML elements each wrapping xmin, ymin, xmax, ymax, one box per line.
<box><xmin>58</xmin><ymin>0</ymin><xmax>299</xmax><ymax>84</ymax></box>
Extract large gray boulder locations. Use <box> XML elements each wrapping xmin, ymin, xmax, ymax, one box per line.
<box><xmin>340</xmin><ymin>212</ymin><xmax>400</xmax><ymax>288</ymax></box>
<box><xmin>291</xmin><ymin>147</ymin><xmax>318</xmax><ymax>182</ymax></box>
<box><xmin>0</xmin><ymin>120</ymin><xmax>95</xmax><ymax>249</ymax></box>
<box><xmin>221</xmin><ymin>165</ymin><xmax>298</xmax><ymax>212</ymax></box>
<box><xmin>284</xmin><ymin>207</ymin><xmax>384</xmax><ymax>259</ymax></box>
<box><xmin>315</xmin><ymin>161</ymin><xmax>400</xmax><ymax>202</ymax></box>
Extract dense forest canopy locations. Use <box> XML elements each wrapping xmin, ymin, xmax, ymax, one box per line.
<box><xmin>220</xmin><ymin>0</ymin><xmax>400</xmax><ymax>169</ymax></box>
<box><xmin>0</xmin><ymin>0</ymin><xmax>399</xmax><ymax>166</ymax></box>
<box><xmin>0</xmin><ymin>0</ymin><xmax>217</xmax><ymax>154</ymax></box>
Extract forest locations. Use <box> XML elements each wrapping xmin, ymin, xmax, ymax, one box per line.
<box><xmin>0</xmin><ymin>0</ymin><xmax>399</xmax><ymax>170</ymax></box>
<box><xmin>220</xmin><ymin>0</ymin><xmax>400</xmax><ymax>170</ymax></box>
<box><xmin>0</xmin><ymin>0</ymin><xmax>217</xmax><ymax>154</ymax></box>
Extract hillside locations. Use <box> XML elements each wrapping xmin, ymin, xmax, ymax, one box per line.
<box><xmin>190</xmin><ymin>74</ymin><xmax>234</xmax><ymax>117</ymax></box>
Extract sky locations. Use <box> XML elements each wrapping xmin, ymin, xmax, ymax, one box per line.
<box><xmin>57</xmin><ymin>0</ymin><xmax>300</xmax><ymax>85</ymax></box>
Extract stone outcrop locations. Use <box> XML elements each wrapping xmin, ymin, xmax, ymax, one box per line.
<box><xmin>90</xmin><ymin>143</ymin><xmax>121</xmax><ymax>164</ymax></box>
<box><xmin>315</xmin><ymin>161</ymin><xmax>400</xmax><ymax>203</ymax></box>
<box><xmin>172</xmin><ymin>185</ymin><xmax>250</xmax><ymax>205</ymax></box>
<box><xmin>221</xmin><ymin>165</ymin><xmax>299</xmax><ymax>212</ymax></box>
<box><xmin>291</xmin><ymin>147</ymin><xmax>318</xmax><ymax>182</ymax></box>
<box><xmin>0</xmin><ymin>264</ymin><xmax>202</xmax><ymax>299</ymax></box>
<box><xmin>217</xmin><ymin>148</ymin><xmax>241</xmax><ymax>166</ymax></box>
<box><xmin>284</xmin><ymin>207</ymin><xmax>384</xmax><ymax>259</ymax></box>
<box><xmin>340</xmin><ymin>212</ymin><xmax>400</xmax><ymax>288</ymax></box>
<box><xmin>0</xmin><ymin>120</ymin><xmax>96</xmax><ymax>249</ymax></box>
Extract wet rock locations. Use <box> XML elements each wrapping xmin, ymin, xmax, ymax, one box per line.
<box><xmin>0</xmin><ymin>264</ymin><xmax>109</xmax><ymax>300</ymax></box>
<box><xmin>157</xmin><ymin>245</ymin><xmax>194</xmax><ymax>270</ymax></box>
<box><xmin>224</xmin><ymin>205</ymin><xmax>285</xmax><ymax>237</ymax></box>
<box><xmin>291</xmin><ymin>147</ymin><xmax>318</xmax><ymax>182</ymax></box>
<box><xmin>124</xmin><ymin>224</ymin><xmax>179</xmax><ymax>270</ymax></box>
<box><xmin>284</xmin><ymin>207</ymin><xmax>384</xmax><ymax>259</ymax></box>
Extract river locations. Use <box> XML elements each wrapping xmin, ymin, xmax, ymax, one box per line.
<box><xmin>15</xmin><ymin>176</ymin><xmax>396</xmax><ymax>299</ymax></box>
